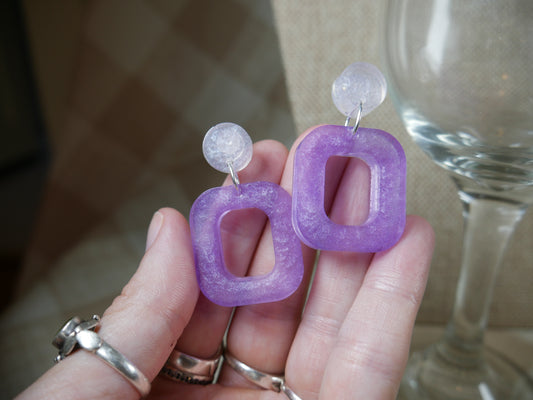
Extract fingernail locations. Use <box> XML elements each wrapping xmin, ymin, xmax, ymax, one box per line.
<box><xmin>146</xmin><ymin>211</ymin><xmax>164</xmax><ymax>251</ymax></box>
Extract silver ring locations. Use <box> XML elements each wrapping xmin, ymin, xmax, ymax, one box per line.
<box><xmin>53</xmin><ymin>315</ymin><xmax>151</xmax><ymax>397</ymax></box>
<box><xmin>160</xmin><ymin>348</ymin><xmax>223</xmax><ymax>385</ymax></box>
<box><xmin>224</xmin><ymin>351</ymin><xmax>302</xmax><ymax>400</ymax></box>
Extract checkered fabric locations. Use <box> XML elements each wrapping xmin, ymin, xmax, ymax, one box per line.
<box><xmin>1</xmin><ymin>1</ymin><xmax>294</xmax><ymax>396</ymax></box>
<box><xmin>16</xmin><ymin>0</ymin><xmax>295</xmax><ymax>294</ymax></box>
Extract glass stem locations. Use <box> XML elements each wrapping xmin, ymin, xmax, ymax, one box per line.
<box><xmin>441</xmin><ymin>178</ymin><xmax>528</xmax><ymax>364</ymax></box>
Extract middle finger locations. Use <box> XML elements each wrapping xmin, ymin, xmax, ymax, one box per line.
<box><xmin>220</xmin><ymin>126</ymin><xmax>351</xmax><ymax>388</ymax></box>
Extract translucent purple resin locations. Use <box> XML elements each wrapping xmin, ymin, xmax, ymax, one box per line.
<box><xmin>190</xmin><ymin>181</ymin><xmax>304</xmax><ymax>307</ymax></box>
<box><xmin>292</xmin><ymin>125</ymin><xmax>406</xmax><ymax>253</ymax></box>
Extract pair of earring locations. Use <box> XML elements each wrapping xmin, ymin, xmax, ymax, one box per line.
<box><xmin>189</xmin><ymin>63</ymin><xmax>406</xmax><ymax>307</ymax></box>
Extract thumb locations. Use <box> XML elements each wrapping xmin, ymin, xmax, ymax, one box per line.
<box><xmin>17</xmin><ymin>208</ymin><xmax>199</xmax><ymax>399</ymax></box>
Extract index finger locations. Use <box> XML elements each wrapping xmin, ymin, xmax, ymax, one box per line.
<box><xmin>17</xmin><ymin>208</ymin><xmax>199</xmax><ymax>399</ymax></box>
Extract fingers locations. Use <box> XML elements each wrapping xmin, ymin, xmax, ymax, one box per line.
<box><xmin>17</xmin><ymin>127</ymin><xmax>434</xmax><ymax>400</ymax></box>
<box><xmin>220</xmin><ymin>129</ymin><xmax>321</xmax><ymax>386</ymax></box>
<box><xmin>100</xmin><ymin>209</ymin><xmax>199</xmax><ymax>375</ymax></box>
<box><xmin>18</xmin><ymin>208</ymin><xmax>199</xmax><ymax>400</ymax></box>
<box><xmin>282</xmin><ymin>125</ymin><xmax>433</xmax><ymax>399</ymax></box>
<box><xmin>175</xmin><ymin>140</ymin><xmax>290</xmax><ymax>360</ymax></box>
<box><xmin>319</xmin><ymin>216</ymin><xmax>434</xmax><ymax>400</ymax></box>
<box><xmin>220</xmin><ymin>126</ymin><xmax>372</xmax><ymax>388</ymax></box>
<box><xmin>285</xmin><ymin>156</ymin><xmax>374</xmax><ymax>399</ymax></box>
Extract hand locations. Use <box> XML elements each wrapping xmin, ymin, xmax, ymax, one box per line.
<box><xmin>17</xmin><ymin>127</ymin><xmax>434</xmax><ymax>400</ymax></box>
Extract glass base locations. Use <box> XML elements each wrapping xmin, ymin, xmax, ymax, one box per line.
<box><xmin>398</xmin><ymin>342</ymin><xmax>533</xmax><ymax>400</ymax></box>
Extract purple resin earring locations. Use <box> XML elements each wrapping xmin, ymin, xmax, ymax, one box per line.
<box><xmin>190</xmin><ymin>123</ymin><xmax>304</xmax><ymax>307</ymax></box>
<box><xmin>292</xmin><ymin>62</ymin><xmax>406</xmax><ymax>253</ymax></box>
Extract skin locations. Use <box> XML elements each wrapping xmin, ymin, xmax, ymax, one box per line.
<box><xmin>17</xmin><ymin>127</ymin><xmax>435</xmax><ymax>400</ymax></box>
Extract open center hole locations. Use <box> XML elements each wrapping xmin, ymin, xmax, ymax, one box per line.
<box><xmin>220</xmin><ymin>207</ymin><xmax>275</xmax><ymax>277</ymax></box>
<box><xmin>324</xmin><ymin>156</ymin><xmax>371</xmax><ymax>226</ymax></box>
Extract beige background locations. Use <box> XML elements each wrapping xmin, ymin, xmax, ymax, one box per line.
<box><xmin>272</xmin><ymin>0</ymin><xmax>533</xmax><ymax>326</ymax></box>
<box><xmin>19</xmin><ymin>0</ymin><xmax>533</xmax><ymax>328</ymax></box>
<box><xmin>0</xmin><ymin>0</ymin><xmax>531</xmax><ymax>397</ymax></box>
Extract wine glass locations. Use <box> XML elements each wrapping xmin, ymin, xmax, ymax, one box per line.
<box><xmin>382</xmin><ymin>1</ymin><xmax>533</xmax><ymax>399</ymax></box>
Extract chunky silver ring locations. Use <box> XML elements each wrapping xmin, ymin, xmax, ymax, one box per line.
<box><xmin>224</xmin><ymin>351</ymin><xmax>302</xmax><ymax>400</ymax></box>
<box><xmin>160</xmin><ymin>348</ymin><xmax>223</xmax><ymax>385</ymax></box>
<box><xmin>52</xmin><ymin>315</ymin><xmax>151</xmax><ymax>397</ymax></box>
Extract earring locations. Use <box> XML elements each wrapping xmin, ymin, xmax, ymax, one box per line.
<box><xmin>292</xmin><ymin>62</ymin><xmax>406</xmax><ymax>253</ymax></box>
<box><xmin>190</xmin><ymin>123</ymin><xmax>304</xmax><ymax>307</ymax></box>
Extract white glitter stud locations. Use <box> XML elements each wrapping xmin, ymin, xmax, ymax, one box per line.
<box><xmin>202</xmin><ymin>123</ymin><xmax>253</xmax><ymax>174</ymax></box>
<box><xmin>331</xmin><ymin>62</ymin><xmax>387</xmax><ymax>119</ymax></box>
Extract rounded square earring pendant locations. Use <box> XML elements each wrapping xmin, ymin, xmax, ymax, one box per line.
<box><xmin>190</xmin><ymin>180</ymin><xmax>304</xmax><ymax>307</ymax></box>
<box><xmin>292</xmin><ymin>124</ymin><xmax>406</xmax><ymax>252</ymax></box>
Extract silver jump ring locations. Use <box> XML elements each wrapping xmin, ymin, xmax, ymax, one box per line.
<box><xmin>227</xmin><ymin>161</ymin><xmax>241</xmax><ymax>193</ymax></box>
<box><xmin>344</xmin><ymin>101</ymin><xmax>363</xmax><ymax>134</ymax></box>
<box><xmin>160</xmin><ymin>348</ymin><xmax>223</xmax><ymax>385</ymax></box>
<box><xmin>224</xmin><ymin>351</ymin><xmax>302</xmax><ymax>400</ymax></box>
<box><xmin>52</xmin><ymin>315</ymin><xmax>151</xmax><ymax>397</ymax></box>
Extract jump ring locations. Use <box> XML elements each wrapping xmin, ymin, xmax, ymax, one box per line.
<box><xmin>344</xmin><ymin>101</ymin><xmax>363</xmax><ymax>134</ymax></box>
<box><xmin>226</xmin><ymin>161</ymin><xmax>241</xmax><ymax>194</ymax></box>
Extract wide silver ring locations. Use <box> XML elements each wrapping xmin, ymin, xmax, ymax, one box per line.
<box><xmin>224</xmin><ymin>350</ymin><xmax>302</xmax><ymax>400</ymax></box>
<box><xmin>160</xmin><ymin>347</ymin><xmax>223</xmax><ymax>385</ymax></box>
<box><xmin>53</xmin><ymin>315</ymin><xmax>151</xmax><ymax>397</ymax></box>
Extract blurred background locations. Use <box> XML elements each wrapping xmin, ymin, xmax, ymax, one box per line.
<box><xmin>1</xmin><ymin>0</ymin><xmax>531</xmax><ymax>397</ymax></box>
